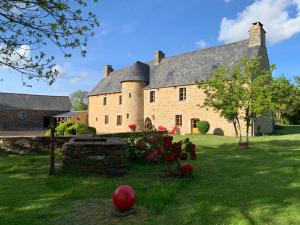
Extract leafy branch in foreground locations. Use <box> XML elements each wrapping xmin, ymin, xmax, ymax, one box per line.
<box><xmin>0</xmin><ymin>0</ymin><xmax>99</xmax><ymax>86</ymax></box>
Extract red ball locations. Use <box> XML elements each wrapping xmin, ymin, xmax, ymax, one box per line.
<box><xmin>112</xmin><ymin>185</ymin><xmax>136</xmax><ymax>211</ymax></box>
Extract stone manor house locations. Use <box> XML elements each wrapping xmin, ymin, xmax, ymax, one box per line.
<box><xmin>88</xmin><ymin>22</ymin><xmax>273</xmax><ymax>136</ymax></box>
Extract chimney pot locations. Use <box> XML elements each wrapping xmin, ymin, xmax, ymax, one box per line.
<box><xmin>249</xmin><ymin>21</ymin><xmax>266</xmax><ymax>47</ymax></box>
<box><xmin>155</xmin><ymin>50</ymin><xmax>165</xmax><ymax>64</ymax></box>
<box><xmin>103</xmin><ymin>65</ymin><xmax>113</xmax><ymax>78</ymax></box>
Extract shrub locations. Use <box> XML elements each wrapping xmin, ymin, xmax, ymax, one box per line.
<box><xmin>127</xmin><ymin>130</ymin><xmax>196</xmax><ymax>177</ymax></box>
<box><xmin>44</xmin><ymin>121</ymin><xmax>96</xmax><ymax>136</ymax></box>
<box><xmin>196</xmin><ymin>120</ymin><xmax>210</xmax><ymax>134</ymax></box>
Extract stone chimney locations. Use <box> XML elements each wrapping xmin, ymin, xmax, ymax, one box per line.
<box><xmin>155</xmin><ymin>50</ymin><xmax>165</xmax><ymax>64</ymax></box>
<box><xmin>248</xmin><ymin>22</ymin><xmax>266</xmax><ymax>47</ymax></box>
<box><xmin>103</xmin><ymin>65</ymin><xmax>113</xmax><ymax>78</ymax></box>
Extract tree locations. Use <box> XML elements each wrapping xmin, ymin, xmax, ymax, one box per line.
<box><xmin>70</xmin><ymin>89</ymin><xmax>88</xmax><ymax>111</ymax></box>
<box><xmin>271</xmin><ymin>76</ymin><xmax>297</xmax><ymax>124</ymax></box>
<box><xmin>198</xmin><ymin>56</ymin><xmax>274</xmax><ymax>145</ymax></box>
<box><xmin>0</xmin><ymin>1</ymin><xmax>99</xmax><ymax>86</ymax></box>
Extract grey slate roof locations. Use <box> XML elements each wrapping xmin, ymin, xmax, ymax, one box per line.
<box><xmin>53</xmin><ymin>111</ymin><xmax>86</xmax><ymax>118</ymax></box>
<box><xmin>0</xmin><ymin>93</ymin><xmax>72</xmax><ymax>111</ymax></box>
<box><xmin>89</xmin><ymin>40</ymin><xmax>260</xmax><ymax>96</ymax></box>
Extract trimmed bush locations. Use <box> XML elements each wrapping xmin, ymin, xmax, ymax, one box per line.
<box><xmin>45</xmin><ymin>121</ymin><xmax>96</xmax><ymax>136</ymax></box>
<box><xmin>196</xmin><ymin>120</ymin><xmax>210</xmax><ymax>134</ymax></box>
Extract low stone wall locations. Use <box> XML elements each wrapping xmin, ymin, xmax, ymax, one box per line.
<box><xmin>96</xmin><ymin>131</ymin><xmax>143</xmax><ymax>138</ymax></box>
<box><xmin>0</xmin><ymin>132</ymin><xmax>141</xmax><ymax>155</ymax></box>
<box><xmin>0</xmin><ymin>136</ymin><xmax>71</xmax><ymax>155</ymax></box>
<box><xmin>62</xmin><ymin>136</ymin><xmax>128</xmax><ymax>176</ymax></box>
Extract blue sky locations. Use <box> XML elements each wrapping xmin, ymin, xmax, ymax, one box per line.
<box><xmin>1</xmin><ymin>0</ymin><xmax>300</xmax><ymax>96</ymax></box>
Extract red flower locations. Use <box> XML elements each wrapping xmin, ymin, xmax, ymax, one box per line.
<box><xmin>190</xmin><ymin>150</ymin><xmax>197</xmax><ymax>160</ymax></box>
<box><xmin>147</xmin><ymin>153</ymin><xmax>154</xmax><ymax>161</ymax></box>
<box><xmin>136</xmin><ymin>141</ymin><xmax>146</xmax><ymax>149</ymax></box>
<box><xmin>154</xmin><ymin>149</ymin><xmax>161</xmax><ymax>156</ymax></box>
<box><xmin>166</xmin><ymin>154</ymin><xmax>175</xmax><ymax>162</ymax></box>
<box><xmin>158</xmin><ymin>126</ymin><xmax>167</xmax><ymax>131</ymax></box>
<box><xmin>128</xmin><ymin>124</ymin><xmax>137</xmax><ymax>132</ymax></box>
<box><xmin>180</xmin><ymin>164</ymin><xmax>193</xmax><ymax>176</ymax></box>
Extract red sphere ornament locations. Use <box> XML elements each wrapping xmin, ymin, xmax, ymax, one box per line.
<box><xmin>112</xmin><ymin>185</ymin><xmax>136</xmax><ymax>211</ymax></box>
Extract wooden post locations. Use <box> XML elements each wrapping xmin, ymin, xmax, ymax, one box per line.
<box><xmin>49</xmin><ymin>117</ymin><xmax>57</xmax><ymax>176</ymax></box>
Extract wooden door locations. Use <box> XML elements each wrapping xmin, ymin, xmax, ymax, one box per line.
<box><xmin>191</xmin><ymin>119</ymin><xmax>200</xmax><ymax>134</ymax></box>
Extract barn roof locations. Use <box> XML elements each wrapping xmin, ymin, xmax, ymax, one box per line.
<box><xmin>0</xmin><ymin>92</ymin><xmax>72</xmax><ymax>111</ymax></box>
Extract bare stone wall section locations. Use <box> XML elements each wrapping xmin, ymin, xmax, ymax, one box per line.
<box><xmin>62</xmin><ymin>137</ymin><xmax>128</xmax><ymax>176</ymax></box>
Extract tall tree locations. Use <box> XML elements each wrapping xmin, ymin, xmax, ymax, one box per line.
<box><xmin>198</xmin><ymin>56</ymin><xmax>274</xmax><ymax>145</ymax></box>
<box><xmin>70</xmin><ymin>89</ymin><xmax>88</xmax><ymax>111</ymax></box>
<box><xmin>271</xmin><ymin>76</ymin><xmax>296</xmax><ymax>124</ymax></box>
<box><xmin>0</xmin><ymin>0</ymin><xmax>99</xmax><ymax>86</ymax></box>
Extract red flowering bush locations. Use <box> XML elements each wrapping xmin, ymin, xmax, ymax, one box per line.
<box><xmin>128</xmin><ymin>123</ymin><xmax>137</xmax><ymax>132</ymax></box>
<box><xmin>180</xmin><ymin>164</ymin><xmax>193</xmax><ymax>176</ymax></box>
<box><xmin>158</xmin><ymin>125</ymin><xmax>167</xmax><ymax>132</ymax></box>
<box><xmin>127</xmin><ymin>129</ymin><xmax>197</xmax><ymax>177</ymax></box>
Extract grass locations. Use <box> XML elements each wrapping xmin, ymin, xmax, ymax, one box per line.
<box><xmin>0</xmin><ymin>125</ymin><xmax>300</xmax><ymax>225</ymax></box>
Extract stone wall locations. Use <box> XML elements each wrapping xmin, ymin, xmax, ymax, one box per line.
<box><xmin>0</xmin><ymin>136</ymin><xmax>71</xmax><ymax>155</ymax></box>
<box><xmin>62</xmin><ymin>136</ymin><xmax>128</xmax><ymax>176</ymax></box>
<box><xmin>0</xmin><ymin>132</ymin><xmax>138</xmax><ymax>155</ymax></box>
<box><xmin>0</xmin><ymin>109</ymin><xmax>68</xmax><ymax>130</ymax></box>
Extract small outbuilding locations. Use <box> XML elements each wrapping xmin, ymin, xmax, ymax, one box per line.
<box><xmin>53</xmin><ymin>111</ymin><xmax>88</xmax><ymax>125</ymax></box>
<box><xmin>0</xmin><ymin>92</ymin><xmax>72</xmax><ymax>130</ymax></box>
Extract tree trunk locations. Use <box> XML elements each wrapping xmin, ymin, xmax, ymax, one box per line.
<box><xmin>246</xmin><ymin>119</ymin><xmax>250</xmax><ymax>144</ymax></box>
<box><xmin>233</xmin><ymin>118</ymin><xmax>239</xmax><ymax>137</ymax></box>
<box><xmin>235</xmin><ymin>116</ymin><xmax>243</xmax><ymax>143</ymax></box>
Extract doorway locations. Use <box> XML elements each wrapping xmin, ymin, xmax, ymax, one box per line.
<box><xmin>191</xmin><ymin>118</ymin><xmax>200</xmax><ymax>134</ymax></box>
<box><xmin>43</xmin><ymin>117</ymin><xmax>51</xmax><ymax>128</ymax></box>
<box><xmin>145</xmin><ymin>117</ymin><xmax>153</xmax><ymax>132</ymax></box>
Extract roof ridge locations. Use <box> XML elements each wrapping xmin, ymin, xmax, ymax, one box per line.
<box><xmin>148</xmin><ymin>39</ymin><xmax>249</xmax><ymax>63</ymax></box>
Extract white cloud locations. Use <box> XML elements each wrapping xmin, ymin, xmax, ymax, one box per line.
<box><xmin>54</xmin><ymin>63</ymin><xmax>70</xmax><ymax>78</ymax></box>
<box><xmin>16</xmin><ymin>45</ymin><xmax>31</xmax><ymax>57</ymax></box>
<box><xmin>195</xmin><ymin>40</ymin><xmax>208</xmax><ymax>49</ymax></box>
<box><xmin>0</xmin><ymin>44</ymin><xmax>31</xmax><ymax>69</ymax></box>
<box><xmin>69</xmin><ymin>72</ymin><xmax>88</xmax><ymax>83</ymax></box>
<box><xmin>218</xmin><ymin>0</ymin><xmax>300</xmax><ymax>44</ymax></box>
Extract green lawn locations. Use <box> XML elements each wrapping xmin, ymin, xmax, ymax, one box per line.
<box><xmin>1</xmin><ymin>126</ymin><xmax>300</xmax><ymax>225</ymax></box>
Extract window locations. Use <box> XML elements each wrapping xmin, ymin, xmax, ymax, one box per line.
<box><xmin>175</xmin><ymin>115</ymin><xmax>182</xmax><ymax>126</ymax></box>
<box><xmin>129</xmin><ymin>93</ymin><xmax>131</xmax><ymax>98</ymax></box>
<box><xmin>103</xmin><ymin>96</ymin><xmax>107</xmax><ymax>105</ymax></box>
<box><xmin>150</xmin><ymin>91</ymin><xmax>155</xmax><ymax>103</ymax></box>
<box><xmin>117</xmin><ymin>115</ymin><xmax>122</xmax><ymax>126</ymax></box>
<box><xmin>179</xmin><ymin>88</ymin><xmax>186</xmax><ymax>101</ymax></box>
<box><xmin>119</xmin><ymin>95</ymin><xmax>122</xmax><ymax>105</ymax></box>
<box><xmin>126</xmin><ymin>113</ymin><xmax>129</xmax><ymax>119</ymax></box>
<box><xmin>104</xmin><ymin>115</ymin><xmax>109</xmax><ymax>125</ymax></box>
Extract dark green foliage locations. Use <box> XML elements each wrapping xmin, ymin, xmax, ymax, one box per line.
<box><xmin>196</xmin><ymin>120</ymin><xmax>210</xmax><ymax>134</ymax></box>
<box><xmin>45</xmin><ymin>121</ymin><xmax>95</xmax><ymax>136</ymax></box>
<box><xmin>0</xmin><ymin>1</ymin><xmax>99</xmax><ymax>86</ymax></box>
